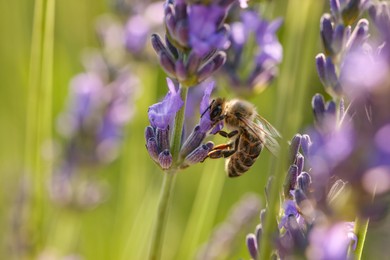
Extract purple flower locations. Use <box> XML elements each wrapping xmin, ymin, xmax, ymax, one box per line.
<box><xmin>246</xmin><ymin>234</ymin><xmax>258</xmax><ymax>259</ymax></box>
<box><xmin>151</xmin><ymin>0</ymin><xmax>232</xmax><ymax>85</ymax></box>
<box><xmin>250</xmin><ymin>14</ymin><xmax>283</xmax><ymax>65</ymax></box>
<box><xmin>146</xmin><ymin>78</ymin><xmax>185</xmax><ymax>170</ymax></box>
<box><xmin>97</xmin><ymin>71</ymin><xmax>137</xmax><ymax>162</ymax></box>
<box><xmin>124</xmin><ymin>15</ymin><xmax>150</xmax><ymax>54</ymax></box>
<box><xmin>279</xmin><ymin>200</ymin><xmax>305</xmax><ymax>230</ymax></box>
<box><xmin>57</xmin><ymin>73</ymin><xmax>105</xmax><ymax>138</ymax></box>
<box><xmin>369</xmin><ymin>2</ymin><xmax>390</xmax><ymax>58</ymax></box>
<box><xmin>329</xmin><ymin>0</ymin><xmax>369</xmax><ymax>25</ymax></box>
<box><xmin>188</xmin><ymin>5</ymin><xmax>230</xmax><ymax>56</ymax></box>
<box><xmin>148</xmin><ymin>78</ymin><xmax>184</xmax><ymax>130</ymax></box>
<box><xmin>223</xmin><ymin>10</ymin><xmax>283</xmax><ymax>94</ymax></box>
<box><xmin>54</xmin><ymin>65</ymin><xmax>137</xmax><ymax>208</ymax></box>
<box><xmin>307</xmin><ymin>222</ymin><xmax>357</xmax><ymax>260</ymax></box>
<box><xmin>308</xmin><ymin>122</ymin><xmax>355</xmax><ymax>177</ymax></box>
<box><xmin>339</xmin><ymin>45</ymin><xmax>389</xmax><ymax>99</ymax></box>
<box><xmin>179</xmin><ymin>81</ymin><xmax>222</xmax><ymax>162</ymax></box>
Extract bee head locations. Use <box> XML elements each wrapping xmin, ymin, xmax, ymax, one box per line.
<box><xmin>209</xmin><ymin>98</ymin><xmax>225</xmax><ymax>122</ymax></box>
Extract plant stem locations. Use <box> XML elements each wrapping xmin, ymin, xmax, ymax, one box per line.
<box><xmin>176</xmin><ymin>160</ymin><xmax>224</xmax><ymax>259</ymax></box>
<box><xmin>148</xmin><ymin>172</ymin><xmax>176</xmax><ymax>260</ymax></box>
<box><xmin>350</xmin><ymin>216</ymin><xmax>369</xmax><ymax>259</ymax></box>
<box><xmin>25</xmin><ymin>0</ymin><xmax>55</xmax><ymax>254</ymax></box>
<box><xmin>149</xmin><ymin>86</ymin><xmax>188</xmax><ymax>260</ymax></box>
<box><xmin>170</xmin><ymin>87</ymin><xmax>189</xmax><ymax>163</ymax></box>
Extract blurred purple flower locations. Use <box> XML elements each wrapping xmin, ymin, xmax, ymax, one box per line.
<box><xmin>307</xmin><ymin>222</ymin><xmax>357</xmax><ymax>260</ymax></box>
<box><xmin>124</xmin><ymin>15</ymin><xmax>150</xmax><ymax>53</ymax></box>
<box><xmin>54</xmin><ymin>66</ymin><xmax>138</xmax><ymax>208</ymax></box>
<box><xmin>330</xmin><ymin>0</ymin><xmax>369</xmax><ymax>25</ymax></box>
<box><xmin>97</xmin><ymin>70</ymin><xmax>138</xmax><ymax>162</ymax></box>
<box><xmin>58</xmin><ymin>73</ymin><xmax>104</xmax><ymax>138</ymax></box>
<box><xmin>279</xmin><ymin>200</ymin><xmax>305</xmax><ymax>230</ymax></box>
<box><xmin>148</xmin><ymin>78</ymin><xmax>184</xmax><ymax>130</ymax></box>
<box><xmin>308</xmin><ymin>122</ymin><xmax>355</xmax><ymax>180</ymax></box>
<box><xmin>249</xmin><ymin>13</ymin><xmax>283</xmax><ymax>65</ymax></box>
<box><xmin>339</xmin><ymin>45</ymin><xmax>389</xmax><ymax>99</ymax></box>
<box><xmin>369</xmin><ymin>2</ymin><xmax>390</xmax><ymax>56</ymax></box>
<box><xmin>224</xmin><ymin>10</ymin><xmax>283</xmax><ymax>95</ymax></box>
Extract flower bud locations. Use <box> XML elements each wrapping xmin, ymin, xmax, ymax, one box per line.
<box><xmin>159</xmin><ymin>149</ymin><xmax>173</xmax><ymax>170</ymax></box>
<box><xmin>146</xmin><ymin>137</ymin><xmax>159</xmax><ymax>163</ymax></box>
<box><xmin>284</xmin><ymin>165</ymin><xmax>298</xmax><ymax>199</ymax></box>
<box><xmin>301</xmin><ymin>134</ymin><xmax>312</xmax><ymax>158</ymax></box>
<box><xmin>297</xmin><ymin>172</ymin><xmax>311</xmax><ymax>195</ymax></box>
<box><xmin>180</xmin><ymin>125</ymin><xmax>206</xmax><ymax>159</ymax></box>
<box><xmin>159</xmin><ymin>52</ymin><xmax>177</xmax><ymax>77</ymax></box>
<box><xmin>341</xmin><ymin>0</ymin><xmax>362</xmax><ymax>25</ymax></box>
<box><xmin>183</xmin><ymin>141</ymin><xmax>214</xmax><ymax>166</ymax></box>
<box><xmin>246</xmin><ymin>234</ymin><xmax>258</xmax><ymax>259</ymax></box>
<box><xmin>289</xmin><ymin>134</ymin><xmax>302</xmax><ymax>164</ymax></box>
<box><xmin>296</xmin><ymin>154</ymin><xmax>304</xmax><ymax>175</ymax></box>
<box><xmin>331</xmin><ymin>24</ymin><xmax>346</xmax><ymax>54</ymax></box>
<box><xmin>320</xmin><ymin>14</ymin><xmax>334</xmax><ymax>55</ymax></box>
<box><xmin>347</xmin><ymin>19</ymin><xmax>369</xmax><ymax>50</ymax></box>
<box><xmin>316</xmin><ymin>53</ymin><xmax>327</xmax><ymax>86</ymax></box>
<box><xmin>197</xmin><ymin>52</ymin><xmax>226</xmax><ymax>82</ymax></box>
<box><xmin>156</xmin><ymin>127</ymin><xmax>170</xmax><ymax>151</ymax></box>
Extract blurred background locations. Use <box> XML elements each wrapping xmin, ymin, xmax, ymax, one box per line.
<box><xmin>1</xmin><ymin>0</ymin><xmax>389</xmax><ymax>259</ymax></box>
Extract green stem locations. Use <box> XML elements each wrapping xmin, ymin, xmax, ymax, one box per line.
<box><xmin>148</xmin><ymin>173</ymin><xmax>176</xmax><ymax>260</ymax></box>
<box><xmin>25</xmin><ymin>0</ymin><xmax>55</xmax><ymax>255</ymax></box>
<box><xmin>148</xmin><ymin>86</ymin><xmax>188</xmax><ymax>260</ymax></box>
<box><xmin>176</xmin><ymin>160</ymin><xmax>224</xmax><ymax>259</ymax></box>
<box><xmin>350</xmin><ymin>216</ymin><xmax>369</xmax><ymax>259</ymax></box>
<box><xmin>171</xmin><ymin>87</ymin><xmax>189</xmax><ymax>163</ymax></box>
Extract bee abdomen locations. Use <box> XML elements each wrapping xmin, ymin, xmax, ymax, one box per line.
<box><xmin>227</xmin><ymin>154</ymin><xmax>255</xmax><ymax>177</ymax></box>
<box><xmin>227</xmin><ymin>144</ymin><xmax>263</xmax><ymax>178</ymax></box>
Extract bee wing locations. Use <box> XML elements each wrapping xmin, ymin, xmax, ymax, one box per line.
<box><xmin>238</xmin><ymin>114</ymin><xmax>281</xmax><ymax>157</ymax></box>
<box><xmin>255</xmin><ymin>114</ymin><xmax>281</xmax><ymax>138</ymax></box>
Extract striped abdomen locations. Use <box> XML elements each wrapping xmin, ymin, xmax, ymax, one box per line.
<box><xmin>226</xmin><ymin>130</ymin><xmax>264</xmax><ymax>177</ymax></box>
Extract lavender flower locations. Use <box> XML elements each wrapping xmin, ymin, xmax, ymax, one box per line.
<box><xmin>146</xmin><ymin>78</ymin><xmax>184</xmax><ymax>169</ymax></box>
<box><xmin>150</xmin><ymin>0</ymin><xmax>233</xmax><ymax>86</ymax></box>
<box><xmin>188</xmin><ymin>5</ymin><xmax>230</xmax><ymax>57</ymax></box>
<box><xmin>97</xmin><ymin>3</ymin><xmax>165</xmax><ymax>62</ymax></box>
<box><xmin>316</xmin><ymin>2</ymin><xmax>372</xmax><ymax>98</ymax></box>
<box><xmin>52</xmin><ymin>67</ymin><xmax>137</xmax><ymax>208</ymax></box>
<box><xmin>307</xmin><ymin>222</ymin><xmax>357</xmax><ymax>260</ymax></box>
<box><xmin>308</xmin><ymin>2</ymin><xmax>390</xmax><ymax>219</ymax></box>
<box><xmin>148</xmin><ymin>78</ymin><xmax>184</xmax><ymax>130</ymax></box>
<box><xmin>146</xmin><ymin>79</ymin><xmax>223</xmax><ymax>170</ymax></box>
<box><xmin>246</xmin><ymin>134</ymin><xmax>358</xmax><ymax>259</ymax></box>
<box><xmin>369</xmin><ymin>2</ymin><xmax>390</xmax><ymax>59</ymax></box>
<box><xmin>330</xmin><ymin>0</ymin><xmax>369</xmax><ymax>25</ymax></box>
<box><xmin>223</xmin><ymin>10</ymin><xmax>283</xmax><ymax>95</ymax></box>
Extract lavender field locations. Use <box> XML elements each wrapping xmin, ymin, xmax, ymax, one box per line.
<box><xmin>1</xmin><ymin>0</ymin><xmax>390</xmax><ymax>259</ymax></box>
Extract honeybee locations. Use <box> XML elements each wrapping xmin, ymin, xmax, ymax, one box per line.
<box><xmin>204</xmin><ymin>98</ymin><xmax>280</xmax><ymax>177</ymax></box>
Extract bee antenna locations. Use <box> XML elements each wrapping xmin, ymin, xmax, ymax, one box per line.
<box><xmin>201</xmin><ymin>99</ymin><xmax>215</xmax><ymax>118</ymax></box>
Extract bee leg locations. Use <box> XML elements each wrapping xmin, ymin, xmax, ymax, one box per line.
<box><xmin>207</xmin><ymin>148</ymin><xmax>236</xmax><ymax>159</ymax></box>
<box><xmin>200</xmin><ymin>142</ymin><xmax>234</xmax><ymax>162</ymax></box>
<box><xmin>204</xmin><ymin>135</ymin><xmax>241</xmax><ymax>160</ymax></box>
<box><xmin>217</xmin><ymin>130</ymin><xmax>239</xmax><ymax>138</ymax></box>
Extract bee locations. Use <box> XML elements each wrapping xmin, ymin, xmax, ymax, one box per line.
<box><xmin>204</xmin><ymin>98</ymin><xmax>280</xmax><ymax>177</ymax></box>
